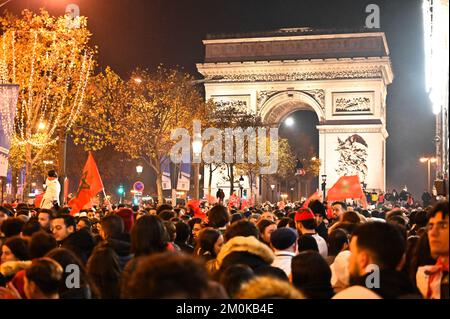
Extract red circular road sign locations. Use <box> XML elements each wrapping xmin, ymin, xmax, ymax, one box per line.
<box><xmin>133</xmin><ymin>181</ymin><xmax>145</xmax><ymax>193</ymax></box>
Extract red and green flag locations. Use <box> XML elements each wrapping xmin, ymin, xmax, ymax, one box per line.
<box><xmin>327</xmin><ymin>175</ymin><xmax>366</xmax><ymax>208</ymax></box>
<box><xmin>69</xmin><ymin>152</ymin><xmax>104</xmax><ymax>215</ymax></box>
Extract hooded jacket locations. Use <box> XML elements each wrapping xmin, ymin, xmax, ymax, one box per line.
<box><xmin>208</xmin><ymin>236</ymin><xmax>276</xmax><ymax>275</ymax></box>
<box><xmin>105</xmin><ymin>236</ymin><xmax>133</xmax><ymax>271</ymax></box>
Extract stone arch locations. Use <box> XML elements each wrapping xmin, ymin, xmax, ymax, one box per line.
<box><xmin>260</xmin><ymin>91</ymin><xmax>325</xmax><ymax>126</ymax></box>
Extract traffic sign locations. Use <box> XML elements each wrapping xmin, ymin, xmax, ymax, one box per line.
<box><xmin>133</xmin><ymin>181</ymin><xmax>145</xmax><ymax>193</ymax></box>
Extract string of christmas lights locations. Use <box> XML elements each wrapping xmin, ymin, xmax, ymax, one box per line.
<box><xmin>0</xmin><ymin>28</ymin><xmax>93</xmax><ymax>149</ymax></box>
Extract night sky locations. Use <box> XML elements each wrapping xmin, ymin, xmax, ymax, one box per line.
<box><xmin>6</xmin><ymin>0</ymin><xmax>436</xmax><ymax>197</ymax></box>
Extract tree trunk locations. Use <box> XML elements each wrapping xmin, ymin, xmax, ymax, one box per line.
<box><xmin>23</xmin><ymin>143</ymin><xmax>32</xmax><ymax>202</ymax></box>
<box><xmin>58</xmin><ymin>129</ymin><xmax>67</xmax><ymax>205</ymax></box>
<box><xmin>11</xmin><ymin>168</ymin><xmax>18</xmax><ymax>201</ymax></box>
<box><xmin>208</xmin><ymin>164</ymin><xmax>213</xmax><ymax>196</ymax></box>
<box><xmin>156</xmin><ymin>170</ymin><xmax>163</xmax><ymax>205</ymax></box>
<box><xmin>230</xmin><ymin>165</ymin><xmax>234</xmax><ymax>194</ymax></box>
<box><xmin>248</xmin><ymin>172</ymin><xmax>254</xmax><ymax>203</ymax></box>
<box><xmin>229</xmin><ymin>164</ymin><xmax>234</xmax><ymax>194</ymax></box>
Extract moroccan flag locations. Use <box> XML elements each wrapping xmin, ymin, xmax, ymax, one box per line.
<box><xmin>327</xmin><ymin>176</ymin><xmax>365</xmax><ymax>202</ymax></box>
<box><xmin>69</xmin><ymin>152</ymin><xmax>104</xmax><ymax>215</ymax></box>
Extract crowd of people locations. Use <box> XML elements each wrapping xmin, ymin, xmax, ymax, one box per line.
<box><xmin>0</xmin><ymin>192</ymin><xmax>448</xmax><ymax>299</ymax></box>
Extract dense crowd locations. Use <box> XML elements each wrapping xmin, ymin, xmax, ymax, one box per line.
<box><xmin>0</xmin><ymin>195</ymin><xmax>448</xmax><ymax>299</ymax></box>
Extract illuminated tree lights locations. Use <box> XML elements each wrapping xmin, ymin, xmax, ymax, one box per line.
<box><xmin>0</xmin><ymin>9</ymin><xmax>95</xmax><ymax>194</ymax></box>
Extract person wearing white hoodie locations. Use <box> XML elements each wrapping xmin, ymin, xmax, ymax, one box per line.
<box><xmin>40</xmin><ymin>170</ymin><xmax>61</xmax><ymax>210</ymax></box>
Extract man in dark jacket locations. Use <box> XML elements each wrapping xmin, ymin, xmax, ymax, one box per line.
<box><xmin>348</xmin><ymin>222</ymin><xmax>419</xmax><ymax>298</ymax></box>
<box><xmin>216</xmin><ymin>189</ymin><xmax>225</xmax><ymax>204</ymax></box>
<box><xmin>99</xmin><ymin>214</ymin><xmax>132</xmax><ymax>270</ymax></box>
<box><xmin>309</xmin><ymin>200</ymin><xmax>328</xmax><ymax>241</ymax></box>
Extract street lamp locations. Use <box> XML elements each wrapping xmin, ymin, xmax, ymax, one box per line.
<box><xmin>321</xmin><ymin>175</ymin><xmax>327</xmax><ymax>200</ymax></box>
<box><xmin>420</xmin><ymin>157</ymin><xmax>437</xmax><ymax>193</ymax></box>
<box><xmin>136</xmin><ymin>164</ymin><xmax>143</xmax><ymax>175</ymax></box>
<box><xmin>270</xmin><ymin>184</ymin><xmax>276</xmax><ymax>203</ymax></box>
<box><xmin>192</xmin><ymin>137</ymin><xmax>203</xmax><ymax>200</ymax></box>
<box><xmin>238</xmin><ymin>176</ymin><xmax>245</xmax><ymax>198</ymax></box>
<box><xmin>290</xmin><ymin>187</ymin><xmax>294</xmax><ymax>202</ymax></box>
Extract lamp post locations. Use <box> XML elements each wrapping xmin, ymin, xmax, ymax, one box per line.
<box><xmin>420</xmin><ymin>157</ymin><xmax>437</xmax><ymax>193</ymax></box>
<box><xmin>238</xmin><ymin>176</ymin><xmax>244</xmax><ymax>198</ymax></box>
<box><xmin>321</xmin><ymin>175</ymin><xmax>327</xmax><ymax>200</ymax></box>
<box><xmin>136</xmin><ymin>164</ymin><xmax>143</xmax><ymax>175</ymax></box>
<box><xmin>290</xmin><ymin>187</ymin><xmax>294</xmax><ymax>202</ymax></box>
<box><xmin>270</xmin><ymin>184</ymin><xmax>275</xmax><ymax>203</ymax></box>
<box><xmin>192</xmin><ymin>137</ymin><xmax>203</xmax><ymax>200</ymax></box>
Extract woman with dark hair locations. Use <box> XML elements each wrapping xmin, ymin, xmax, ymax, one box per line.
<box><xmin>87</xmin><ymin>244</ymin><xmax>121</xmax><ymax>299</ymax></box>
<box><xmin>121</xmin><ymin>215</ymin><xmax>168</xmax><ymax>298</ymax></box>
<box><xmin>46</xmin><ymin>248</ymin><xmax>96</xmax><ymax>299</ymax></box>
<box><xmin>187</xmin><ymin>217</ymin><xmax>203</xmax><ymax>247</ymax></box>
<box><xmin>1</xmin><ymin>237</ymin><xmax>29</xmax><ymax>264</ymax></box>
<box><xmin>174</xmin><ymin>222</ymin><xmax>194</xmax><ymax>254</ymax></box>
<box><xmin>130</xmin><ymin>215</ymin><xmax>168</xmax><ymax>257</ymax></box>
<box><xmin>194</xmin><ymin>228</ymin><xmax>223</xmax><ymax>262</ymax></box>
<box><xmin>0</xmin><ymin>237</ymin><xmax>30</xmax><ymax>288</ymax></box>
<box><xmin>291</xmin><ymin>251</ymin><xmax>334</xmax><ymax>299</ymax></box>
<box><xmin>256</xmin><ymin>219</ymin><xmax>277</xmax><ymax>246</ymax></box>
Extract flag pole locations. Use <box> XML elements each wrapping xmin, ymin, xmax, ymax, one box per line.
<box><xmin>102</xmin><ymin>188</ymin><xmax>112</xmax><ymax>211</ymax></box>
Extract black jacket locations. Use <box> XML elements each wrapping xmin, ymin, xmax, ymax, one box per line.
<box><xmin>353</xmin><ymin>269</ymin><xmax>420</xmax><ymax>299</ymax></box>
<box><xmin>316</xmin><ymin>222</ymin><xmax>328</xmax><ymax>241</ymax></box>
<box><xmin>61</xmin><ymin>229</ymin><xmax>96</xmax><ymax>264</ymax></box>
<box><xmin>105</xmin><ymin>237</ymin><xmax>133</xmax><ymax>271</ymax></box>
<box><xmin>175</xmin><ymin>241</ymin><xmax>194</xmax><ymax>254</ymax></box>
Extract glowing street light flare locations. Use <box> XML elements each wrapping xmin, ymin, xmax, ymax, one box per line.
<box><xmin>285</xmin><ymin>117</ymin><xmax>294</xmax><ymax>127</ymax></box>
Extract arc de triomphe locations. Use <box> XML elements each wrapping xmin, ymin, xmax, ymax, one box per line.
<box><xmin>197</xmin><ymin>29</ymin><xmax>394</xmax><ymax>201</ymax></box>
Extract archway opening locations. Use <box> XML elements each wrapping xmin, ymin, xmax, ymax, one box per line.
<box><xmin>276</xmin><ymin>110</ymin><xmax>320</xmax><ymax>202</ymax></box>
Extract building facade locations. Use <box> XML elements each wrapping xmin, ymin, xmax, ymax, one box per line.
<box><xmin>197</xmin><ymin>28</ymin><xmax>394</xmax><ymax>202</ymax></box>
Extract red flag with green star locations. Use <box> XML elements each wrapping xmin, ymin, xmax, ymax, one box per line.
<box><xmin>69</xmin><ymin>152</ymin><xmax>104</xmax><ymax>215</ymax></box>
<box><xmin>326</xmin><ymin>176</ymin><xmax>365</xmax><ymax>203</ymax></box>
